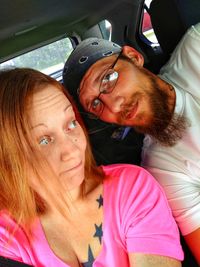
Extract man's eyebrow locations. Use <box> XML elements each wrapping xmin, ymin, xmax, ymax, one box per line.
<box><xmin>80</xmin><ymin>63</ymin><xmax>110</xmax><ymax>92</ymax></box>
<box><xmin>94</xmin><ymin>65</ymin><xmax>110</xmax><ymax>85</ymax></box>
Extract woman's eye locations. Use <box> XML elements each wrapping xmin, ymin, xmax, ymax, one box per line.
<box><xmin>68</xmin><ymin>120</ymin><xmax>78</xmax><ymax>130</ymax></box>
<box><xmin>39</xmin><ymin>135</ymin><xmax>53</xmax><ymax>146</ymax></box>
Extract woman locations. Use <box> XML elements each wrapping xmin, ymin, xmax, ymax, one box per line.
<box><xmin>0</xmin><ymin>68</ymin><xmax>183</xmax><ymax>267</ymax></box>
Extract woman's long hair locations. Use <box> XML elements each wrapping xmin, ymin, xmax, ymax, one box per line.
<box><xmin>0</xmin><ymin>68</ymin><xmax>104</xmax><ymax>228</ymax></box>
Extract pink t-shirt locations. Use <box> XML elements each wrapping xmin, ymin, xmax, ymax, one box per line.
<box><xmin>0</xmin><ymin>164</ymin><xmax>184</xmax><ymax>266</ymax></box>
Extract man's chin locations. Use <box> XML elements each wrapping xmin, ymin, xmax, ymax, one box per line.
<box><xmin>136</xmin><ymin>114</ymin><xmax>188</xmax><ymax>147</ymax></box>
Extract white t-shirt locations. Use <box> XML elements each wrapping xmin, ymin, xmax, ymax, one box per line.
<box><xmin>142</xmin><ymin>23</ymin><xmax>200</xmax><ymax>236</ymax></box>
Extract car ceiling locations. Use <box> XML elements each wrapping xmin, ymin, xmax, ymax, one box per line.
<box><xmin>0</xmin><ymin>0</ymin><xmax>142</xmax><ymax>63</ymax></box>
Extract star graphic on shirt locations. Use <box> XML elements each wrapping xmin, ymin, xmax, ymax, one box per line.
<box><xmin>82</xmin><ymin>245</ymin><xmax>95</xmax><ymax>267</ymax></box>
<box><xmin>96</xmin><ymin>194</ymin><xmax>103</xmax><ymax>208</ymax></box>
<box><xmin>93</xmin><ymin>223</ymin><xmax>103</xmax><ymax>244</ymax></box>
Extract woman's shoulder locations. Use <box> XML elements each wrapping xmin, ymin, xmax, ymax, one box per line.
<box><xmin>102</xmin><ymin>163</ymin><xmax>154</xmax><ymax>180</ymax></box>
<box><xmin>0</xmin><ymin>210</ymin><xmax>27</xmax><ymax>242</ymax></box>
<box><xmin>102</xmin><ymin>163</ymin><xmax>158</xmax><ymax>191</ymax></box>
<box><xmin>102</xmin><ymin>163</ymin><xmax>143</xmax><ymax>174</ymax></box>
<box><xmin>0</xmin><ymin>210</ymin><xmax>14</xmax><ymax>227</ymax></box>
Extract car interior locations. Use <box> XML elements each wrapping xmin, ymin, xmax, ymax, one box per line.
<box><xmin>0</xmin><ymin>0</ymin><xmax>200</xmax><ymax>266</ymax></box>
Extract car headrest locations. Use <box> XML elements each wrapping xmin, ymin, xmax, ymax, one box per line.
<box><xmin>149</xmin><ymin>0</ymin><xmax>200</xmax><ymax>62</ymax></box>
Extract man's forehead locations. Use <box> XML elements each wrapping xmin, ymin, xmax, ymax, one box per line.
<box><xmin>79</xmin><ymin>53</ymin><xmax>119</xmax><ymax>107</ymax></box>
<box><xmin>62</xmin><ymin>38</ymin><xmax>121</xmax><ymax>98</ymax></box>
<box><xmin>79</xmin><ymin>63</ymin><xmax>104</xmax><ymax>101</ymax></box>
<box><xmin>82</xmin><ymin>54</ymin><xmax>116</xmax><ymax>81</ymax></box>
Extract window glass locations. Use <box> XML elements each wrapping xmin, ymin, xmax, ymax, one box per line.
<box><xmin>99</xmin><ymin>20</ymin><xmax>112</xmax><ymax>40</ymax></box>
<box><xmin>142</xmin><ymin>0</ymin><xmax>158</xmax><ymax>44</ymax></box>
<box><xmin>0</xmin><ymin>37</ymin><xmax>73</xmax><ymax>81</ymax></box>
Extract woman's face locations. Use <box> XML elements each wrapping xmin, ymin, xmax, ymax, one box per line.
<box><xmin>28</xmin><ymin>85</ymin><xmax>87</xmax><ymax>193</ymax></box>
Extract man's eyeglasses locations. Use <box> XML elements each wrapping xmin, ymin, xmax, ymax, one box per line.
<box><xmin>88</xmin><ymin>50</ymin><xmax>123</xmax><ymax>119</ymax></box>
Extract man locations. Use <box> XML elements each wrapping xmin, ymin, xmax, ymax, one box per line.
<box><xmin>63</xmin><ymin>23</ymin><xmax>200</xmax><ymax>263</ymax></box>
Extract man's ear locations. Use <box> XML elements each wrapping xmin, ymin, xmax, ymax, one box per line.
<box><xmin>122</xmin><ymin>46</ymin><xmax>144</xmax><ymax>67</ymax></box>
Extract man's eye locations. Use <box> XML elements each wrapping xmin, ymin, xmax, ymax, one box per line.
<box><xmin>103</xmin><ymin>73</ymin><xmax>111</xmax><ymax>83</ymax></box>
<box><xmin>39</xmin><ymin>136</ymin><xmax>54</xmax><ymax>146</ymax></box>
<box><xmin>102</xmin><ymin>71</ymin><xmax>118</xmax><ymax>92</ymax></box>
<box><xmin>103</xmin><ymin>71</ymin><xmax>118</xmax><ymax>83</ymax></box>
<box><xmin>68</xmin><ymin>120</ymin><xmax>78</xmax><ymax>130</ymax></box>
<box><xmin>91</xmin><ymin>98</ymin><xmax>101</xmax><ymax>110</ymax></box>
<box><xmin>89</xmin><ymin>98</ymin><xmax>104</xmax><ymax>116</ymax></box>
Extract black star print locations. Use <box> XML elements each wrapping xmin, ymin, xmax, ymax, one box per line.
<box><xmin>96</xmin><ymin>194</ymin><xmax>103</xmax><ymax>208</ymax></box>
<box><xmin>82</xmin><ymin>245</ymin><xmax>95</xmax><ymax>267</ymax></box>
<box><xmin>93</xmin><ymin>223</ymin><xmax>103</xmax><ymax>244</ymax></box>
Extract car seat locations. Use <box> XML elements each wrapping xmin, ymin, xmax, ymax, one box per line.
<box><xmin>149</xmin><ymin>0</ymin><xmax>200</xmax><ymax>67</ymax></box>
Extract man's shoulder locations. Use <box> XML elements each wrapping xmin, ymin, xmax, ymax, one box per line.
<box><xmin>189</xmin><ymin>22</ymin><xmax>200</xmax><ymax>36</ymax></box>
<box><xmin>160</xmin><ymin>22</ymin><xmax>200</xmax><ymax>71</ymax></box>
<box><xmin>159</xmin><ymin>22</ymin><xmax>200</xmax><ymax>97</ymax></box>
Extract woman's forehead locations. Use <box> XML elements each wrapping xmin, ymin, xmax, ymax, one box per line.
<box><xmin>31</xmin><ymin>85</ymin><xmax>67</xmax><ymax>106</ymax></box>
<box><xmin>28</xmin><ymin>85</ymin><xmax>72</xmax><ymax>121</ymax></box>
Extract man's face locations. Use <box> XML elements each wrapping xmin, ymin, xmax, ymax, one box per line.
<box><xmin>79</xmin><ymin>54</ymin><xmax>156</xmax><ymax>126</ymax></box>
<box><xmin>78</xmin><ymin>51</ymin><xmax>187</xmax><ymax>146</ymax></box>
<box><xmin>79</xmin><ymin>52</ymin><xmax>172</xmax><ymax>127</ymax></box>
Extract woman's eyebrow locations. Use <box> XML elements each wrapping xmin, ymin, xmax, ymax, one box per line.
<box><xmin>31</xmin><ymin>104</ymin><xmax>72</xmax><ymax>130</ymax></box>
<box><xmin>30</xmin><ymin>123</ymin><xmax>48</xmax><ymax>130</ymax></box>
<box><xmin>64</xmin><ymin>104</ymin><xmax>72</xmax><ymax>112</ymax></box>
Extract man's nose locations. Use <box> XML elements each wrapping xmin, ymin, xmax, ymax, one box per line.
<box><xmin>102</xmin><ymin>93</ymin><xmax>125</xmax><ymax>113</ymax></box>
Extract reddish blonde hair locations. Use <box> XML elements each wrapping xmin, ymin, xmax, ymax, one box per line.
<box><xmin>0</xmin><ymin>68</ymin><xmax>104</xmax><ymax>227</ymax></box>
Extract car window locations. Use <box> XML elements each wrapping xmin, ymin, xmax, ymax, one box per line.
<box><xmin>142</xmin><ymin>0</ymin><xmax>158</xmax><ymax>44</ymax></box>
<box><xmin>99</xmin><ymin>20</ymin><xmax>112</xmax><ymax>40</ymax></box>
<box><xmin>0</xmin><ymin>20</ymin><xmax>111</xmax><ymax>81</ymax></box>
<box><xmin>0</xmin><ymin>37</ymin><xmax>73</xmax><ymax>81</ymax></box>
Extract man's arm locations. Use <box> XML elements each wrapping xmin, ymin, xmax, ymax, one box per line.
<box><xmin>129</xmin><ymin>253</ymin><xmax>181</xmax><ymax>267</ymax></box>
<box><xmin>184</xmin><ymin>227</ymin><xmax>200</xmax><ymax>265</ymax></box>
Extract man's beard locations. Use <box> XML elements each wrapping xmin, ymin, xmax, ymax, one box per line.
<box><xmin>123</xmin><ymin>75</ymin><xmax>188</xmax><ymax>147</ymax></box>
<box><xmin>135</xmin><ymin>102</ymin><xmax>188</xmax><ymax>147</ymax></box>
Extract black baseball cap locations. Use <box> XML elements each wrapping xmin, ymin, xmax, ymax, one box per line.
<box><xmin>62</xmin><ymin>37</ymin><xmax>121</xmax><ymax>103</ymax></box>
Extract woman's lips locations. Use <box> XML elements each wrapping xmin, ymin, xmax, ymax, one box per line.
<box><xmin>125</xmin><ymin>102</ymin><xmax>138</xmax><ymax>120</ymax></box>
<box><xmin>60</xmin><ymin>161</ymin><xmax>82</xmax><ymax>175</ymax></box>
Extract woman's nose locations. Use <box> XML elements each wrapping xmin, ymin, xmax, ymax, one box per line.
<box><xmin>60</xmin><ymin>135</ymin><xmax>79</xmax><ymax>162</ymax></box>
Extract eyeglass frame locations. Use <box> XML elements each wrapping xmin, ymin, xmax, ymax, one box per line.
<box><xmin>87</xmin><ymin>50</ymin><xmax>123</xmax><ymax>119</ymax></box>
